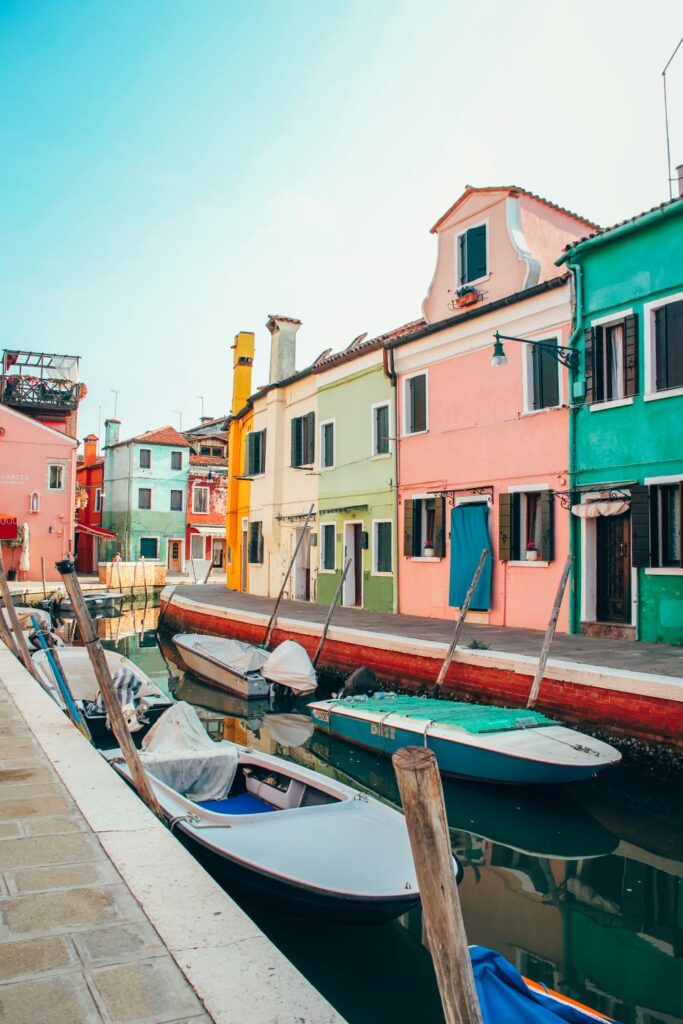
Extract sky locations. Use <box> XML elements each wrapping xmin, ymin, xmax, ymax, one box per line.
<box><xmin>1</xmin><ymin>1</ymin><xmax>682</xmax><ymax>446</ymax></box>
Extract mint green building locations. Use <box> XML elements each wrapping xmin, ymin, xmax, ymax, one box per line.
<box><xmin>102</xmin><ymin>419</ymin><xmax>190</xmax><ymax>572</ymax></box>
<box><xmin>559</xmin><ymin>197</ymin><xmax>683</xmax><ymax>643</ymax></box>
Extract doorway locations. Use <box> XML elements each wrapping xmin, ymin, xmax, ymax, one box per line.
<box><xmin>294</xmin><ymin>528</ymin><xmax>311</xmax><ymax>601</ymax></box>
<box><xmin>343</xmin><ymin>522</ymin><xmax>363</xmax><ymax>607</ymax></box>
<box><xmin>241</xmin><ymin>520</ymin><xmax>248</xmax><ymax>592</ymax></box>
<box><xmin>167</xmin><ymin>539</ymin><xmax>183</xmax><ymax>573</ymax></box>
<box><xmin>596</xmin><ymin>514</ymin><xmax>631</xmax><ymax>623</ymax></box>
<box><xmin>212</xmin><ymin>539</ymin><xmax>225</xmax><ymax>568</ymax></box>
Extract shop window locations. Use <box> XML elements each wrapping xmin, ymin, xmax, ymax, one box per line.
<box><xmin>190</xmin><ymin>534</ymin><xmax>205</xmax><ymax>560</ymax></box>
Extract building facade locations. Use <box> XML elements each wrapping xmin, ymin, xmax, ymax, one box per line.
<box><xmin>186</xmin><ymin>451</ymin><xmax>228</xmax><ymax>572</ymax></box>
<box><xmin>75</xmin><ymin>433</ymin><xmax>115</xmax><ymax>574</ymax></box>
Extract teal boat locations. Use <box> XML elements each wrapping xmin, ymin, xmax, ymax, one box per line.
<box><xmin>307</xmin><ymin>694</ymin><xmax>621</xmax><ymax>785</ymax></box>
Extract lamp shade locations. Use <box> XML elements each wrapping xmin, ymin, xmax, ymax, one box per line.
<box><xmin>491</xmin><ymin>337</ymin><xmax>508</xmax><ymax>368</ymax></box>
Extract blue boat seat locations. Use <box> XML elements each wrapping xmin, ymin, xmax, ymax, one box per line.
<box><xmin>196</xmin><ymin>794</ymin><xmax>275</xmax><ymax>815</ymax></box>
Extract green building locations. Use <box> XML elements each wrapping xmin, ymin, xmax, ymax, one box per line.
<box><xmin>102</xmin><ymin>419</ymin><xmax>190</xmax><ymax>571</ymax></box>
<box><xmin>558</xmin><ymin>197</ymin><xmax>683</xmax><ymax>643</ymax></box>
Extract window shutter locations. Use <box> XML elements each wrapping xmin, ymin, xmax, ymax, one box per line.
<box><xmin>291</xmin><ymin>419</ymin><xmax>302</xmax><ymax>467</ymax></box>
<box><xmin>260</xmin><ymin>429</ymin><xmax>266</xmax><ymax>474</ymax></box>
<box><xmin>433</xmin><ymin>498</ymin><xmax>445</xmax><ymax>556</ymax></box>
<box><xmin>593</xmin><ymin>326</ymin><xmax>605</xmax><ymax>403</ymax></box>
<box><xmin>630</xmin><ymin>484</ymin><xmax>650</xmax><ymax>568</ymax></box>
<box><xmin>584</xmin><ymin>327</ymin><xmax>596</xmax><ymax>404</ymax></box>
<box><xmin>624</xmin><ymin>314</ymin><xmax>639</xmax><ymax>397</ymax></box>
<box><xmin>539</xmin><ymin>492</ymin><xmax>554</xmax><ymax>562</ymax></box>
<box><xmin>245</xmin><ymin>434</ymin><xmax>252</xmax><ymax>476</ymax></box>
<box><xmin>498</xmin><ymin>493</ymin><xmax>512</xmax><ymax>561</ymax></box>
<box><xmin>655</xmin><ymin>307</ymin><xmax>667</xmax><ymax>390</ymax></box>
<box><xmin>247</xmin><ymin>523</ymin><xmax>256</xmax><ymax>564</ymax></box>
<box><xmin>403</xmin><ymin>499</ymin><xmax>414</xmax><ymax>556</ymax></box>
<box><xmin>459</xmin><ymin>233</ymin><xmax>467</xmax><ymax>285</ymax></box>
<box><xmin>305</xmin><ymin>412</ymin><xmax>315</xmax><ymax>464</ymax></box>
<box><xmin>257</xmin><ymin>525</ymin><xmax>264</xmax><ymax>565</ymax></box>
<box><xmin>468</xmin><ymin>225</ymin><xmax>487</xmax><ymax>281</ymax></box>
<box><xmin>411</xmin><ymin>375</ymin><xmax>426</xmax><ymax>432</ymax></box>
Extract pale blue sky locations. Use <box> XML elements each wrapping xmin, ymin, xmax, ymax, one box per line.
<box><xmin>1</xmin><ymin>1</ymin><xmax>681</xmax><ymax>443</ymax></box>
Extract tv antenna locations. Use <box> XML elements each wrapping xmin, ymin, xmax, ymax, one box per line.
<box><xmin>663</xmin><ymin>37</ymin><xmax>683</xmax><ymax>199</ymax></box>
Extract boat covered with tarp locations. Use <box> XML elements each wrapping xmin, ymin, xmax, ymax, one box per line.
<box><xmin>104</xmin><ymin>701</ymin><xmax>461</xmax><ymax>923</ymax></box>
<box><xmin>173</xmin><ymin>634</ymin><xmax>317</xmax><ymax>699</ymax></box>
<box><xmin>308</xmin><ymin>694</ymin><xmax>621</xmax><ymax>784</ymax></box>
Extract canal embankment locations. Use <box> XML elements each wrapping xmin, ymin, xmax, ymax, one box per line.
<box><xmin>0</xmin><ymin>643</ymin><xmax>345</xmax><ymax>1024</ymax></box>
<box><xmin>161</xmin><ymin>586</ymin><xmax>683</xmax><ymax>757</ymax></box>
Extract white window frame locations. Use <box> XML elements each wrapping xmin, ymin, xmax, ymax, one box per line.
<box><xmin>521</xmin><ymin>332</ymin><xmax>563</xmax><ymax>414</ymax></box>
<box><xmin>643</xmin><ymin>472</ymin><xmax>683</xmax><ymax>576</ymax></box>
<box><xmin>409</xmin><ymin>491</ymin><xmax>441</xmax><ymax>561</ymax></box>
<box><xmin>588</xmin><ymin>308</ymin><xmax>634</xmax><ymax>406</ymax></box>
<box><xmin>190</xmin><ymin>533</ymin><xmax>205</xmax><ymax>560</ymax></box>
<box><xmin>192</xmin><ymin>484</ymin><xmax>209</xmax><ymax>514</ymax></box>
<box><xmin>372</xmin><ymin>519</ymin><xmax>393</xmax><ymax>576</ymax></box>
<box><xmin>95</xmin><ymin>488</ymin><xmax>102</xmax><ymax>513</ymax></box>
<box><xmin>506</xmin><ymin>483</ymin><xmax>550</xmax><ymax>567</ymax></box>
<box><xmin>643</xmin><ymin>290</ymin><xmax>683</xmax><ymax>401</ymax></box>
<box><xmin>402</xmin><ymin>371</ymin><xmax>429</xmax><ymax>437</ymax></box>
<box><xmin>371</xmin><ymin>401</ymin><xmax>391</xmax><ymax>458</ymax></box>
<box><xmin>319</xmin><ymin>419</ymin><xmax>336</xmax><ymax>471</ymax></box>
<box><xmin>47</xmin><ymin>462</ymin><xmax>66</xmax><ymax>492</ymax></box>
<box><xmin>455</xmin><ymin>218</ymin><xmax>489</xmax><ymax>288</ymax></box>
<box><xmin>319</xmin><ymin>522</ymin><xmax>336</xmax><ymax>573</ymax></box>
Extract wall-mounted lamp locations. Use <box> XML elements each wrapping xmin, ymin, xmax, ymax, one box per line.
<box><xmin>490</xmin><ymin>331</ymin><xmax>579</xmax><ymax>370</ymax></box>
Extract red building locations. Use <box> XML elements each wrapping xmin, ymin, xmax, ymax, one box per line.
<box><xmin>75</xmin><ymin>434</ymin><xmax>114</xmax><ymax>574</ymax></box>
<box><xmin>185</xmin><ymin>432</ymin><xmax>227</xmax><ymax>573</ymax></box>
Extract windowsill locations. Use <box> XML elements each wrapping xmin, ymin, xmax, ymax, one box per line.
<box><xmin>371</xmin><ymin>571</ymin><xmax>394</xmax><ymax>578</ymax></box>
<box><xmin>371</xmin><ymin>453</ymin><xmax>392</xmax><ymax>461</ymax></box>
<box><xmin>411</xmin><ymin>556</ymin><xmax>442</xmax><ymax>562</ymax></box>
<box><xmin>519</xmin><ymin>404</ymin><xmax>565</xmax><ymax>418</ymax></box>
<box><xmin>643</xmin><ymin>385</ymin><xmax>683</xmax><ymax>402</ymax></box>
<box><xmin>588</xmin><ymin>397</ymin><xmax>634</xmax><ymax>412</ymax></box>
<box><xmin>318</xmin><ymin>568</ymin><xmax>336</xmax><ymax>574</ymax></box>
<box><xmin>460</xmin><ymin>273</ymin><xmax>490</xmax><ymax>288</ymax></box>
<box><xmin>644</xmin><ymin>567</ymin><xmax>683</xmax><ymax>576</ymax></box>
<box><xmin>507</xmin><ymin>560</ymin><xmax>550</xmax><ymax>568</ymax></box>
<box><xmin>192</xmin><ymin>511</ymin><xmax>209</xmax><ymax>515</ymax></box>
<box><xmin>402</xmin><ymin>429</ymin><xmax>429</xmax><ymax>438</ymax></box>
<box><xmin>319</xmin><ymin>466</ymin><xmax>335</xmax><ymax>473</ymax></box>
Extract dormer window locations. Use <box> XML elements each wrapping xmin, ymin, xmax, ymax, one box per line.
<box><xmin>458</xmin><ymin>223</ymin><xmax>487</xmax><ymax>286</ymax></box>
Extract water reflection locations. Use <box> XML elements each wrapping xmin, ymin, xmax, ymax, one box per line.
<box><xmin>100</xmin><ymin>623</ymin><xmax>683</xmax><ymax>1024</ymax></box>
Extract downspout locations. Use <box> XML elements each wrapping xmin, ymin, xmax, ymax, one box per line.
<box><xmin>127</xmin><ymin>444</ymin><xmax>133</xmax><ymax>562</ymax></box>
<box><xmin>383</xmin><ymin>345</ymin><xmax>399</xmax><ymax>613</ymax></box>
<box><xmin>566</xmin><ymin>260</ymin><xmax>583</xmax><ymax>635</ymax></box>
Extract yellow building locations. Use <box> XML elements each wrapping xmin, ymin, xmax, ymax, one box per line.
<box><xmin>226</xmin><ymin>331</ymin><xmax>254</xmax><ymax>591</ymax></box>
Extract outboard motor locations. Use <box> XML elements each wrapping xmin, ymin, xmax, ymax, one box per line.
<box><xmin>338</xmin><ymin>666</ymin><xmax>378</xmax><ymax>699</ymax></box>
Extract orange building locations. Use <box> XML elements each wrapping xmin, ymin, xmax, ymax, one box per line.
<box><xmin>75</xmin><ymin>434</ymin><xmax>115</xmax><ymax>574</ymax></box>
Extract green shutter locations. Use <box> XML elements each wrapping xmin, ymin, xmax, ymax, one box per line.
<box><xmin>291</xmin><ymin>419</ymin><xmax>303</xmax><ymax>467</ymax></box>
<box><xmin>539</xmin><ymin>492</ymin><xmax>554</xmax><ymax>562</ymax></box>
<box><xmin>257</xmin><ymin>524</ymin><xmax>264</xmax><ymax>565</ymax></box>
<box><xmin>376</xmin><ymin>405</ymin><xmax>389</xmax><ymax>454</ymax></box>
<box><xmin>433</xmin><ymin>498</ymin><xmax>445</xmax><ymax>557</ymax></box>
<box><xmin>655</xmin><ymin>307</ymin><xmax>667</xmax><ymax>390</ymax></box>
<box><xmin>630</xmin><ymin>484</ymin><xmax>650</xmax><ymax>568</ymax></box>
<box><xmin>403</xmin><ymin>499</ymin><xmax>414</xmax><ymax>556</ymax></box>
<box><xmin>624</xmin><ymin>314</ymin><xmax>639</xmax><ymax>397</ymax></box>
<box><xmin>584</xmin><ymin>327</ymin><xmax>596</xmax><ymax>404</ymax></box>
<box><xmin>377</xmin><ymin>522</ymin><xmax>392</xmax><ymax>573</ymax></box>
<box><xmin>467</xmin><ymin>225</ymin><xmax>487</xmax><ymax>281</ymax></box>
<box><xmin>410</xmin><ymin>375</ymin><xmax>426</xmax><ymax>433</ymax></box>
<box><xmin>305</xmin><ymin>412</ymin><xmax>315</xmax><ymax>464</ymax></box>
<box><xmin>245</xmin><ymin>433</ymin><xmax>253</xmax><ymax>476</ymax></box>
<box><xmin>498</xmin><ymin>493</ymin><xmax>512</xmax><ymax>561</ymax></box>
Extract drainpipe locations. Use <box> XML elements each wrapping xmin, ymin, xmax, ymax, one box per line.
<box><xmin>566</xmin><ymin>261</ymin><xmax>582</xmax><ymax>635</ymax></box>
<box><xmin>383</xmin><ymin>346</ymin><xmax>400</xmax><ymax>613</ymax></box>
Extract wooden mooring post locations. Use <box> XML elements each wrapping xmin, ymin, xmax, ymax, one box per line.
<box><xmin>0</xmin><ymin>551</ymin><xmax>46</xmax><ymax>683</ymax></box>
<box><xmin>433</xmin><ymin>547</ymin><xmax>488</xmax><ymax>697</ymax></box>
<box><xmin>527</xmin><ymin>554</ymin><xmax>573</xmax><ymax>709</ymax></box>
<box><xmin>56</xmin><ymin>559</ymin><xmax>163</xmax><ymax>820</ymax></box>
<box><xmin>313</xmin><ymin>557</ymin><xmax>351</xmax><ymax>668</ymax></box>
<box><xmin>393</xmin><ymin>746</ymin><xmax>483</xmax><ymax>1024</ymax></box>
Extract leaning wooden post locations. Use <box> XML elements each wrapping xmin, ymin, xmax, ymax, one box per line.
<box><xmin>141</xmin><ymin>556</ymin><xmax>148</xmax><ymax>603</ymax></box>
<box><xmin>393</xmin><ymin>747</ymin><xmax>483</xmax><ymax>1024</ymax></box>
<box><xmin>40</xmin><ymin>556</ymin><xmax>48</xmax><ymax>600</ymax></box>
<box><xmin>56</xmin><ymin>559</ymin><xmax>163</xmax><ymax>819</ymax></box>
<box><xmin>0</xmin><ymin>600</ymin><xmax>20</xmax><ymax>658</ymax></box>
<box><xmin>115</xmin><ymin>557</ymin><xmax>123</xmax><ymax>595</ymax></box>
<box><xmin>527</xmin><ymin>554</ymin><xmax>573</xmax><ymax>709</ymax></box>
<box><xmin>202</xmin><ymin>560</ymin><xmax>214</xmax><ymax>585</ymax></box>
<box><xmin>0</xmin><ymin>551</ymin><xmax>45</xmax><ymax>679</ymax></box>
<box><xmin>313</xmin><ymin>557</ymin><xmax>351</xmax><ymax>668</ymax></box>
<box><xmin>433</xmin><ymin>547</ymin><xmax>488</xmax><ymax>696</ymax></box>
<box><xmin>263</xmin><ymin>502</ymin><xmax>315</xmax><ymax>648</ymax></box>
<box><xmin>131</xmin><ymin>560</ymin><xmax>137</xmax><ymax>598</ymax></box>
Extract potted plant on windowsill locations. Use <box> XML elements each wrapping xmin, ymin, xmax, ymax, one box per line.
<box><xmin>455</xmin><ymin>285</ymin><xmax>480</xmax><ymax>308</ymax></box>
<box><xmin>423</xmin><ymin>546</ymin><xmax>435</xmax><ymax>558</ymax></box>
<box><xmin>525</xmin><ymin>543</ymin><xmax>539</xmax><ymax>562</ymax></box>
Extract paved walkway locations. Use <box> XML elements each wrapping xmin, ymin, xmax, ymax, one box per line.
<box><xmin>0</xmin><ymin>681</ymin><xmax>211</xmax><ymax>1024</ymax></box>
<box><xmin>171</xmin><ymin>586</ymin><xmax>683</xmax><ymax>679</ymax></box>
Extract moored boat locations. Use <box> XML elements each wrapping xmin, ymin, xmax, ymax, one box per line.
<box><xmin>173</xmin><ymin>634</ymin><xmax>317</xmax><ymax>699</ymax></box>
<box><xmin>308</xmin><ymin>694</ymin><xmax>622</xmax><ymax>785</ymax></box>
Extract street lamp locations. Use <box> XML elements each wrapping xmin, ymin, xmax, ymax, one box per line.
<box><xmin>490</xmin><ymin>332</ymin><xmax>579</xmax><ymax>370</ymax></box>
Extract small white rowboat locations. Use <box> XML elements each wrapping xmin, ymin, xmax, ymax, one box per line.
<box><xmin>173</xmin><ymin>634</ymin><xmax>317</xmax><ymax>699</ymax></box>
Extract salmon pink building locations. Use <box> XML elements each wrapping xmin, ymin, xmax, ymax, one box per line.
<box><xmin>388</xmin><ymin>187</ymin><xmax>598</xmax><ymax>630</ymax></box>
<box><xmin>185</xmin><ymin>432</ymin><xmax>228</xmax><ymax>572</ymax></box>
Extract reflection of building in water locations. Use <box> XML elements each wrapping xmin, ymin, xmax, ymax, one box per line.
<box><xmin>97</xmin><ymin>603</ymin><xmax>160</xmax><ymax>643</ymax></box>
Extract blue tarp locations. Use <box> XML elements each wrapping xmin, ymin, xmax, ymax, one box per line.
<box><xmin>449</xmin><ymin>504</ymin><xmax>492</xmax><ymax>610</ymax></box>
<box><xmin>471</xmin><ymin>947</ymin><xmax>605</xmax><ymax>1023</ymax></box>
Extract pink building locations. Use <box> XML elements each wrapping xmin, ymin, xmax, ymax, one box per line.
<box><xmin>388</xmin><ymin>186</ymin><xmax>597</xmax><ymax>630</ymax></box>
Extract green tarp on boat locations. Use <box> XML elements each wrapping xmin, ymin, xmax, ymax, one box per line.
<box><xmin>328</xmin><ymin>696</ymin><xmax>555</xmax><ymax>735</ymax></box>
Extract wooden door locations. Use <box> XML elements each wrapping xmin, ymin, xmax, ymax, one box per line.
<box><xmin>167</xmin><ymin>539</ymin><xmax>183</xmax><ymax>573</ymax></box>
<box><xmin>596</xmin><ymin>514</ymin><xmax>631</xmax><ymax>623</ymax></box>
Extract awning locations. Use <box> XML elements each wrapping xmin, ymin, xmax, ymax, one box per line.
<box><xmin>571</xmin><ymin>500</ymin><xmax>630</xmax><ymax>519</ymax></box>
<box><xmin>190</xmin><ymin>525</ymin><xmax>225</xmax><ymax>538</ymax></box>
<box><xmin>0</xmin><ymin>515</ymin><xmax>18</xmax><ymax>541</ymax></box>
<box><xmin>75</xmin><ymin>523</ymin><xmax>117</xmax><ymax>540</ymax></box>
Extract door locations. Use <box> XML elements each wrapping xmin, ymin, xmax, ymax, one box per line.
<box><xmin>343</xmin><ymin>523</ymin><xmax>363</xmax><ymax>607</ymax></box>
<box><xmin>167</xmin><ymin>539</ymin><xmax>183</xmax><ymax>573</ymax></box>
<box><xmin>212</xmin><ymin>540</ymin><xmax>224</xmax><ymax>568</ymax></box>
<box><xmin>596</xmin><ymin>514</ymin><xmax>631</xmax><ymax>623</ymax></box>
<box><xmin>294</xmin><ymin>528</ymin><xmax>311</xmax><ymax>601</ymax></box>
<box><xmin>241</xmin><ymin>528</ymin><xmax>248</xmax><ymax>591</ymax></box>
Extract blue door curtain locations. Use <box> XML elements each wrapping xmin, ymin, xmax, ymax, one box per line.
<box><xmin>449</xmin><ymin>503</ymin><xmax>492</xmax><ymax>610</ymax></box>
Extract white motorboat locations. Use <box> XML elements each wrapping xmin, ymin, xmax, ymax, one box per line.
<box><xmin>32</xmin><ymin>647</ymin><xmax>172</xmax><ymax>740</ymax></box>
<box><xmin>103</xmin><ymin>702</ymin><xmax>461</xmax><ymax>923</ymax></box>
<box><xmin>173</xmin><ymin>634</ymin><xmax>317</xmax><ymax>699</ymax></box>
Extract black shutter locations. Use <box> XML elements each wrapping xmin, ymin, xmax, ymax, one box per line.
<box><xmin>459</xmin><ymin>233</ymin><xmax>467</xmax><ymax>285</ymax></box>
<box><xmin>630</xmin><ymin>484</ymin><xmax>650</xmax><ymax>568</ymax></box>
<box><xmin>655</xmin><ymin>307</ymin><xmax>667</xmax><ymax>390</ymax></box>
<box><xmin>257</xmin><ymin>524</ymin><xmax>264</xmax><ymax>564</ymax></box>
<box><xmin>260</xmin><ymin>429</ymin><xmax>266</xmax><ymax>474</ymax></box>
<box><xmin>433</xmin><ymin>498</ymin><xmax>445</xmax><ymax>556</ymax></box>
<box><xmin>584</xmin><ymin>327</ymin><xmax>596</xmax><ymax>404</ymax></box>
<box><xmin>624</xmin><ymin>314</ymin><xmax>639</xmax><ymax>397</ymax></box>
<box><xmin>245</xmin><ymin>433</ymin><xmax>253</xmax><ymax>476</ymax></box>
<box><xmin>649</xmin><ymin>487</ymin><xmax>660</xmax><ymax>568</ymax></box>
<box><xmin>539</xmin><ymin>492</ymin><xmax>554</xmax><ymax>562</ymax></box>
<box><xmin>593</xmin><ymin>326</ymin><xmax>605</xmax><ymax>403</ymax></box>
<box><xmin>247</xmin><ymin>523</ymin><xmax>256</xmax><ymax>563</ymax></box>
<box><xmin>305</xmin><ymin>412</ymin><xmax>315</xmax><ymax>464</ymax></box>
<box><xmin>498</xmin><ymin>493</ymin><xmax>512</xmax><ymax>561</ymax></box>
<box><xmin>467</xmin><ymin>225</ymin><xmax>487</xmax><ymax>281</ymax></box>
<box><xmin>291</xmin><ymin>418</ymin><xmax>303</xmax><ymax>467</ymax></box>
<box><xmin>666</xmin><ymin>300</ymin><xmax>683</xmax><ymax>389</ymax></box>
<box><xmin>403</xmin><ymin>499</ymin><xmax>414</xmax><ymax>556</ymax></box>
<box><xmin>411</xmin><ymin>375</ymin><xmax>426</xmax><ymax>432</ymax></box>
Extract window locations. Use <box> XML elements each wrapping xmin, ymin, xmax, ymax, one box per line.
<box><xmin>654</xmin><ymin>299</ymin><xmax>683</xmax><ymax>392</ymax></box>
<box><xmin>320</xmin><ymin>421</ymin><xmax>335</xmax><ymax>470</ymax></box>
<box><xmin>171</xmin><ymin>451</ymin><xmax>183</xmax><ymax>470</ymax></box>
<box><xmin>458</xmin><ymin>223</ymin><xmax>487</xmax><ymax>285</ymax></box>
<box><xmin>529</xmin><ymin>341</ymin><xmax>560</xmax><ymax>410</ymax></box>
<box><xmin>374</xmin><ymin>521</ymin><xmax>392</xmax><ymax>574</ymax></box>
<box><xmin>404</xmin><ymin>374</ymin><xmax>427</xmax><ymax>434</ymax></box>
<box><xmin>200</xmin><ymin>445</ymin><xmax>224</xmax><ymax>457</ymax></box>
<box><xmin>139</xmin><ymin>448</ymin><xmax>151</xmax><ymax>469</ymax></box>
<box><xmin>47</xmin><ymin>464</ymin><xmax>64</xmax><ymax>491</ymax></box>
<box><xmin>372</xmin><ymin>403</ymin><xmax>390</xmax><ymax>455</ymax></box>
<box><xmin>291</xmin><ymin>413</ymin><xmax>315</xmax><ymax>467</ymax></box>
<box><xmin>499</xmin><ymin>491</ymin><xmax>554</xmax><ymax>562</ymax></box>
<box><xmin>245</xmin><ymin>429</ymin><xmax>266</xmax><ymax>476</ymax></box>
<box><xmin>193</xmin><ymin>486</ymin><xmax>209</xmax><ymax>513</ymax></box>
<box><xmin>320</xmin><ymin>523</ymin><xmax>336</xmax><ymax>571</ymax></box>
<box><xmin>95</xmin><ymin>488</ymin><xmax>102</xmax><ymax>513</ymax></box>
<box><xmin>170</xmin><ymin>489</ymin><xmax>183</xmax><ymax>511</ymax></box>
<box><xmin>140</xmin><ymin>537</ymin><xmax>158</xmax><ymax>558</ymax></box>
<box><xmin>247</xmin><ymin>521</ymin><xmax>264</xmax><ymax>564</ymax></box>
<box><xmin>650</xmin><ymin>483</ymin><xmax>682</xmax><ymax>567</ymax></box>
<box><xmin>190</xmin><ymin>534</ymin><xmax>205</xmax><ymax>560</ymax></box>
<box><xmin>585</xmin><ymin>315</ymin><xmax>638</xmax><ymax>404</ymax></box>
<box><xmin>138</xmin><ymin>487</ymin><xmax>152</xmax><ymax>510</ymax></box>
<box><xmin>404</xmin><ymin>496</ymin><xmax>445</xmax><ymax>557</ymax></box>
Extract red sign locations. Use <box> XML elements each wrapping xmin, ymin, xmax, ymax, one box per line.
<box><xmin>0</xmin><ymin>515</ymin><xmax>18</xmax><ymax>541</ymax></box>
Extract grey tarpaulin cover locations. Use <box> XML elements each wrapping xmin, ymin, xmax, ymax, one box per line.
<box><xmin>140</xmin><ymin>702</ymin><xmax>237</xmax><ymax>801</ymax></box>
<box><xmin>194</xmin><ymin>637</ymin><xmax>269</xmax><ymax>675</ymax></box>
<box><xmin>262</xmin><ymin>640</ymin><xmax>318</xmax><ymax>694</ymax></box>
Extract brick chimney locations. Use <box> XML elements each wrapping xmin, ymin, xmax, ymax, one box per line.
<box><xmin>266</xmin><ymin>315</ymin><xmax>302</xmax><ymax>385</ymax></box>
<box><xmin>104</xmin><ymin>419</ymin><xmax>120</xmax><ymax>449</ymax></box>
<box><xmin>83</xmin><ymin>434</ymin><xmax>99</xmax><ymax>465</ymax></box>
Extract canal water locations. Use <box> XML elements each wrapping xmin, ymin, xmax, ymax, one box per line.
<box><xmin>88</xmin><ymin>605</ymin><xmax>683</xmax><ymax>1024</ymax></box>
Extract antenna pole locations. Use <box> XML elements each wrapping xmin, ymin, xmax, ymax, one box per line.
<box><xmin>663</xmin><ymin>37</ymin><xmax>683</xmax><ymax>200</ymax></box>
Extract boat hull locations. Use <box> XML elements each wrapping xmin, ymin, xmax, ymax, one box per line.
<box><xmin>174</xmin><ymin>641</ymin><xmax>271</xmax><ymax>700</ymax></box>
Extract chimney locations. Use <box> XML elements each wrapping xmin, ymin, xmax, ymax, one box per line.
<box><xmin>231</xmin><ymin>332</ymin><xmax>255</xmax><ymax>415</ymax></box>
<box><xmin>677</xmin><ymin>164</ymin><xmax>683</xmax><ymax>198</ymax></box>
<box><xmin>83</xmin><ymin>434</ymin><xmax>99</xmax><ymax>466</ymax></box>
<box><xmin>266</xmin><ymin>315</ymin><xmax>302</xmax><ymax>385</ymax></box>
<box><xmin>104</xmin><ymin>418</ymin><xmax>120</xmax><ymax>449</ymax></box>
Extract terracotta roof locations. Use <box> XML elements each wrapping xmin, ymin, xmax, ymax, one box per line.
<box><xmin>189</xmin><ymin>454</ymin><xmax>227</xmax><ymax>467</ymax></box>
<box><xmin>559</xmin><ymin>196</ymin><xmax>683</xmax><ymax>260</ymax></box>
<box><xmin>430</xmin><ymin>185</ymin><xmax>600</xmax><ymax>234</ymax></box>
<box><xmin>130</xmin><ymin>425</ymin><xmax>190</xmax><ymax>447</ymax></box>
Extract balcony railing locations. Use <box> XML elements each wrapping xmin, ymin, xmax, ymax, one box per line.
<box><xmin>1</xmin><ymin>374</ymin><xmax>80</xmax><ymax>412</ymax></box>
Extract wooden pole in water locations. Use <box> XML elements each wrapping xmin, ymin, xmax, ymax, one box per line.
<box><xmin>0</xmin><ymin>551</ymin><xmax>45</xmax><ymax>681</ymax></box>
<box><xmin>313</xmin><ymin>557</ymin><xmax>351</xmax><ymax>668</ymax></box>
<box><xmin>115</xmin><ymin>558</ymin><xmax>123</xmax><ymax>595</ymax></box>
<box><xmin>0</xmin><ymin>596</ymin><xmax>20</xmax><ymax>658</ymax></box>
<box><xmin>393</xmin><ymin>747</ymin><xmax>483</xmax><ymax>1024</ymax></box>
<box><xmin>527</xmin><ymin>554</ymin><xmax>573</xmax><ymax>709</ymax></box>
<box><xmin>131</xmin><ymin>560</ymin><xmax>137</xmax><ymax>598</ymax></box>
<box><xmin>433</xmin><ymin>547</ymin><xmax>488</xmax><ymax>697</ymax></box>
<box><xmin>56</xmin><ymin>558</ymin><xmax>163</xmax><ymax>819</ymax></box>
<box><xmin>141</xmin><ymin>556</ymin><xmax>148</xmax><ymax>603</ymax></box>
<box><xmin>202</xmin><ymin>560</ymin><xmax>213</xmax><ymax>585</ymax></box>
<box><xmin>263</xmin><ymin>503</ymin><xmax>315</xmax><ymax>648</ymax></box>
<box><xmin>40</xmin><ymin>557</ymin><xmax>47</xmax><ymax>600</ymax></box>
